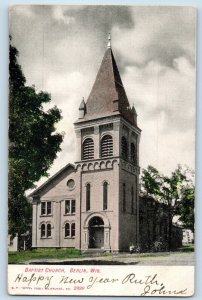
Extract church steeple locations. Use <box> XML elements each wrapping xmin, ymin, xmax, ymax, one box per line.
<box><xmin>76</xmin><ymin>35</ymin><xmax>137</xmax><ymax>126</ymax></box>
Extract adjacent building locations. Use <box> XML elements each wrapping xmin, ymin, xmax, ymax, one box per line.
<box><xmin>182</xmin><ymin>229</ymin><xmax>194</xmax><ymax>245</ymax></box>
<box><xmin>139</xmin><ymin>195</ymin><xmax>182</xmax><ymax>251</ymax></box>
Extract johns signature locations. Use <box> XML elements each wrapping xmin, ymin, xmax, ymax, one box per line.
<box><xmin>122</xmin><ymin>273</ymin><xmax>188</xmax><ymax>296</ymax></box>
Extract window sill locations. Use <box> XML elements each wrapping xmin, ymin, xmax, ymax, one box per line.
<box><xmin>63</xmin><ymin>213</ymin><xmax>76</xmax><ymax>216</ymax></box>
<box><xmin>40</xmin><ymin>237</ymin><xmax>52</xmax><ymax>239</ymax></box>
<box><xmin>64</xmin><ymin>237</ymin><xmax>75</xmax><ymax>239</ymax></box>
<box><xmin>40</xmin><ymin>214</ymin><xmax>53</xmax><ymax>217</ymax></box>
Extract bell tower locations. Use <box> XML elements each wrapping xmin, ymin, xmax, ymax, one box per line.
<box><xmin>74</xmin><ymin>34</ymin><xmax>141</xmax><ymax>252</ymax></box>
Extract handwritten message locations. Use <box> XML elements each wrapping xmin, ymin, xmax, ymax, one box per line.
<box><xmin>8</xmin><ymin>265</ymin><xmax>194</xmax><ymax>296</ymax></box>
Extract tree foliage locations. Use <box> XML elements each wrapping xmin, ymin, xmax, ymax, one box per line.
<box><xmin>177</xmin><ymin>187</ymin><xmax>195</xmax><ymax>232</ymax></box>
<box><xmin>9</xmin><ymin>38</ymin><xmax>64</xmax><ymax>235</ymax></box>
<box><xmin>141</xmin><ymin>165</ymin><xmax>195</xmax><ymax>247</ymax></box>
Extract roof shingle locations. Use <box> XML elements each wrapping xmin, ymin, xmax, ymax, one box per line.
<box><xmin>77</xmin><ymin>48</ymin><xmax>136</xmax><ymax>125</ymax></box>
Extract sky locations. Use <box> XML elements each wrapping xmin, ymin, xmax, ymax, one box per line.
<box><xmin>9</xmin><ymin>5</ymin><xmax>196</xmax><ymax>188</ymax></box>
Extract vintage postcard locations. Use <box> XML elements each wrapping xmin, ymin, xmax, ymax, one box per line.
<box><xmin>8</xmin><ymin>5</ymin><xmax>196</xmax><ymax>296</ymax></box>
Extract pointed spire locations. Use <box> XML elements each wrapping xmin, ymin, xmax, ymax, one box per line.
<box><xmin>131</xmin><ymin>103</ymin><xmax>137</xmax><ymax>115</ymax></box>
<box><xmin>79</xmin><ymin>97</ymin><xmax>86</xmax><ymax>119</ymax></box>
<box><xmin>76</xmin><ymin>41</ymin><xmax>137</xmax><ymax>126</ymax></box>
<box><xmin>107</xmin><ymin>32</ymin><xmax>111</xmax><ymax>49</ymax></box>
<box><xmin>79</xmin><ymin>97</ymin><xmax>85</xmax><ymax>109</ymax></box>
<box><xmin>131</xmin><ymin>103</ymin><xmax>137</xmax><ymax>125</ymax></box>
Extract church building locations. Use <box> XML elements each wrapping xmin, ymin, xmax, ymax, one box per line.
<box><xmin>30</xmin><ymin>36</ymin><xmax>141</xmax><ymax>252</ymax></box>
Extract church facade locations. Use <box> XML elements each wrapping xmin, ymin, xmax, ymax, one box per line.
<box><xmin>30</xmin><ymin>39</ymin><xmax>141</xmax><ymax>252</ymax></box>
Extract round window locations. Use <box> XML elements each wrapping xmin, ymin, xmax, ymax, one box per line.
<box><xmin>67</xmin><ymin>179</ymin><xmax>75</xmax><ymax>189</ymax></box>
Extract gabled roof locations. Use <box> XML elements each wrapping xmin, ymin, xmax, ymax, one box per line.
<box><xmin>76</xmin><ymin>48</ymin><xmax>136</xmax><ymax>125</ymax></box>
<box><xmin>29</xmin><ymin>163</ymin><xmax>75</xmax><ymax>198</ymax></box>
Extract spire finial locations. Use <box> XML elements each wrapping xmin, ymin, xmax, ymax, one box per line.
<box><xmin>107</xmin><ymin>32</ymin><xmax>111</xmax><ymax>49</ymax></box>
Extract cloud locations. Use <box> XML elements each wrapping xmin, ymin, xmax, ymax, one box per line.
<box><xmin>122</xmin><ymin>56</ymin><xmax>195</xmax><ymax>174</ymax></box>
<box><xmin>52</xmin><ymin>6</ymin><xmax>75</xmax><ymax>25</ymax></box>
<box><xmin>123</xmin><ymin>56</ymin><xmax>195</xmax><ymax>128</ymax></box>
<box><xmin>109</xmin><ymin>6</ymin><xmax>196</xmax><ymax>175</ymax></box>
<box><xmin>9</xmin><ymin>5</ymin><xmax>196</xmax><ymax>188</ymax></box>
<box><xmin>112</xmin><ymin>6</ymin><xmax>196</xmax><ymax>69</ymax></box>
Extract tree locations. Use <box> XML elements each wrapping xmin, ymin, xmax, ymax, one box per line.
<box><xmin>9</xmin><ymin>38</ymin><xmax>64</xmax><ymax>236</ymax></box>
<box><xmin>177</xmin><ymin>187</ymin><xmax>195</xmax><ymax>233</ymax></box>
<box><xmin>141</xmin><ymin>165</ymin><xmax>195</xmax><ymax>249</ymax></box>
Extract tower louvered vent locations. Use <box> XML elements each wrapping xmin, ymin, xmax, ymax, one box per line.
<box><xmin>101</xmin><ymin>135</ymin><xmax>113</xmax><ymax>158</ymax></box>
<box><xmin>121</xmin><ymin>136</ymin><xmax>128</xmax><ymax>160</ymax></box>
<box><xmin>82</xmin><ymin>138</ymin><xmax>94</xmax><ymax>160</ymax></box>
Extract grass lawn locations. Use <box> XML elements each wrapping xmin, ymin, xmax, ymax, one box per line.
<box><xmin>8</xmin><ymin>245</ymin><xmax>195</xmax><ymax>264</ymax></box>
<box><xmin>179</xmin><ymin>245</ymin><xmax>194</xmax><ymax>252</ymax></box>
<box><xmin>8</xmin><ymin>248</ymin><xmax>82</xmax><ymax>264</ymax></box>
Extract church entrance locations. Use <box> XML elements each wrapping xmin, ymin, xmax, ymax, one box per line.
<box><xmin>89</xmin><ymin>217</ymin><xmax>104</xmax><ymax>249</ymax></box>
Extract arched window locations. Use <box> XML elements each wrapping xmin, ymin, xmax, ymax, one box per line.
<box><xmin>123</xmin><ymin>183</ymin><xmax>126</xmax><ymax>213</ymax></box>
<box><xmin>41</xmin><ymin>224</ymin><xmax>46</xmax><ymax>238</ymax></box>
<box><xmin>101</xmin><ymin>135</ymin><xmax>113</xmax><ymax>158</ymax></box>
<box><xmin>103</xmin><ymin>181</ymin><xmax>108</xmax><ymax>210</ymax></box>
<box><xmin>47</xmin><ymin>224</ymin><xmax>51</xmax><ymax>238</ymax></box>
<box><xmin>71</xmin><ymin>223</ymin><xmax>75</xmax><ymax>237</ymax></box>
<box><xmin>121</xmin><ymin>137</ymin><xmax>128</xmax><ymax>160</ymax></box>
<box><xmin>65</xmin><ymin>223</ymin><xmax>75</xmax><ymax>238</ymax></box>
<box><xmin>82</xmin><ymin>138</ymin><xmax>94</xmax><ymax>160</ymax></box>
<box><xmin>86</xmin><ymin>183</ymin><xmax>91</xmax><ymax>211</ymax></box>
<box><xmin>65</xmin><ymin>223</ymin><xmax>70</xmax><ymax>237</ymax></box>
<box><xmin>131</xmin><ymin>143</ymin><xmax>136</xmax><ymax>164</ymax></box>
<box><xmin>131</xmin><ymin>186</ymin><xmax>134</xmax><ymax>214</ymax></box>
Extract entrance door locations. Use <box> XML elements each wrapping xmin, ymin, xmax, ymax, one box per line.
<box><xmin>89</xmin><ymin>217</ymin><xmax>104</xmax><ymax>249</ymax></box>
